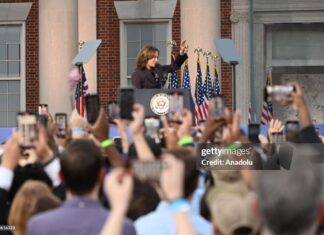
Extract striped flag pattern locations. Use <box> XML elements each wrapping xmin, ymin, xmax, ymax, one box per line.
<box><xmin>260</xmin><ymin>70</ymin><xmax>273</xmax><ymax>125</ymax></box>
<box><xmin>248</xmin><ymin>102</ymin><xmax>252</xmax><ymax>124</ymax></box>
<box><xmin>182</xmin><ymin>62</ymin><xmax>191</xmax><ymax>89</ymax></box>
<box><xmin>206</xmin><ymin>62</ymin><xmax>214</xmax><ymax>99</ymax></box>
<box><xmin>75</xmin><ymin>65</ymin><xmax>89</xmax><ymax>117</ymax></box>
<box><xmin>194</xmin><ymin>60</ymin><xmax>209</xmax><ymax>122</ymax></box>
<box><xmin>214</xmin><ymin>65</ymin><xmax>221</xmax><ymax>95</ymax></box>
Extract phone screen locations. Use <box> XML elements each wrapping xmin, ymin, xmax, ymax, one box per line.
<box><xmin>248</xmin><ymin>123</ymin><xmax>260</xmax><ymax>143</ymax></box>
<box><xmin>285</xmin><ymin>121</ymin><xmax>300</xmax><ymax>133</ymax></box>
<box><xmin>108</xmin><ymin>101</ymin><xmax>120</xmax><ymax>123</ymax></box>
<box><xmin>85</xmin><ymin>95</ymin><xmax>100</xmax><ymax>124</ymax></box>
<box><xmin>211</xmin><ymin>96</ymin><xmax>224</xmax><ymax>117</ymax></box>
<box><xmin>132</xmin><ymin>160</ymin><xmax>166</xmax><ymax>181</ymax></box>
<box><xmin>38</xmin><ymin>104</ymin><xmax>48</xmax><ymax>115</ymax></box>
<box><xmin>55</xmin><ymin>113</ymin><xmax>67</xmax><ymax>137</ymax></box>
<box><xmin>17</xmin><ymin>113</ymin><xmax>38</xmax><ymax>149</ymax></box>
<box><xmin>120</xmin><ymin>88</ymin><xmax>134</xmax><ymax>120</ymax></box>
<box><xmin>168</xmin><ymin>92</ymin><xmax>184</xmax><ymax>123</ymax></box>
<box><xmin>37</xmin><ymin>115</ymin><xmax>48</xmax><ymax>128</ymax></box>
<box><xmin>272</xmin><ymin>132</ymin><xmax>283</xmax><ymax>144</ymax></box>
<box><xmin>144</xmin><ymin>117</ymin><xmax>160</xmax><ymax>137</ymax></box>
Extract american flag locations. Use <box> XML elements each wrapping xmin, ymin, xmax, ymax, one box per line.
<box><xmin>75</xmin><ymin>65</ymin><xmax>89</xmax><ymax>117</ymax></box>
<box><xmin>260</xmin><ymin>70</ymin><xmax>273</xmax><ymax>125</ymax></box>
<box><xmin>248</xmin><ymin>102</ymin><xmax>252</xmax><ymax>124</ymax></box>
<box><xmin>169</xmin><ymin>53</ymin><xmax>179</xmax><ymax>89</ymax></box>
<box><xmin>194</xmin><ymin>59</ymin><xmax>209</xmax><ymax>122</ymax></box>
<box><xmin>206</xmin><ymin>62</ymin><xmax>214</xmax><ymax>99</ymax></box>
<box><xmin>214</xmin><ymin>65</ymin><xmax>221</xmax><ymax>95</ymax></box>
<box><xmin>182</xmin><ymin>62</ymin><xmax>191</xmax><ymax>89</ymax></box>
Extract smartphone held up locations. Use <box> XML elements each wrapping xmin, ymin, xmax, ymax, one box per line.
<box><xmin>17</xmin><ymin>112</ymin><xmax>38</xmax><ymax>149</ymax></box>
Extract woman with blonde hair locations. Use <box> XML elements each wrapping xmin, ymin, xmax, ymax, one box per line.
<box><xmin>131</xmin><ymin>40</ymin><xmax>188</xmax><ymax>89</ymax></box>
<box><xmin>8</xmin><ymin>180</ymin><xmax>60</xmax><ymax>235</ymax></box>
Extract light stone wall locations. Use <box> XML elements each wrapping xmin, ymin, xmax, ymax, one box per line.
<box><xmin>39</xmin><ymin>0</ymin><xmax>78</xmax><ymax>115</ymax></box>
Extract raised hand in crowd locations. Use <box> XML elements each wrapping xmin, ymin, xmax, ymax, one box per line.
<box><xmin>267</xmin><ymin>119</ymin><xmax>284</xmax><ymax>143</ymax></box>
<box><xmin>100</xmin><ymin>168</ymin><xmax>134</xmax><ymax>235</ymax></box>
<box><xmin>114</xmin><ymin>119</ymin><xmax>129</xmax><ymax>154</ymax></box>
<box><xmin>160</xmin><ymin>116</ymin><xmax>178</xmax><ymax>150</ymax></box>
<box><xmin>221</xmin><ymin>109</ymin><xmax>248</xmax><ymax>145</ymax></box>
<box><xmin>1</xmin><ymin>132</ymin><xmax>21</xmax><ymax>171</ymax></box>
<box><xmin>161</xmin><ymin>109</ymin><xmax>193</xmax><ymax>149</ymax></box>
<box><xmin>160</xmin><ymin>153</ymin><xmax>197</xmax><ymax>235</ymax></box>
<box><xmin>287</xmin><ymin>82</ymin><xmax>312</xmax><ymax>128</ymax></box>
<box><xmin>91</xmin><ymin>107</ymin><xmax>124</xmax><ymax>167</ymax></box>
<box><xmin>34</xmin><ymin>126</ymin><xmax>55</xmax><ymax>164</ymax></box>
<box><xmin>177</xmin><ymin>109</ymin><xmax>193</xmax><ymax>139</ymax></box>
<box><xmin>199</xmin><ymin>107</ymin><xmax>226</xmax><ymax>143</ymax></box>
<box><xmin>129</xmin><ymin>104</ymin><xmax>155</xmax><ymax>161</ymax></box>
<box><xmin>69</xmin><ymin>108</ymin><xmax>88</xmax><ymax>139</ymax></box>
<box><xmin>91</xmin><ymin>108</ymin><xmax>109</xmax><ymax>142</ymax></box>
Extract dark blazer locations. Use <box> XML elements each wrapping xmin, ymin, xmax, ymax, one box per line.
<box><xmin>27</xmin><ymin>198</ymin><xmax>136</xmax><ymax>235</ymax></box>
<box><xmin>132</xmin><ymin>53</ymin><xmax>188</xmax><ymax>89</ymax></box>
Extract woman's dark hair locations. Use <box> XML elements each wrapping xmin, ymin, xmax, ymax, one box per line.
<box><xmin>136</xmin><ymin>45</ymin><xmax>159</xmax><ymax>70</ymax></box>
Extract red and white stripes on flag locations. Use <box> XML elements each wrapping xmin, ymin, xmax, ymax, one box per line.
<box><xmin>261</xmin><ymin>101</ymin><xmax>273</xmax><ymax>125</ymax></box>
<box><xmin>260</xmin><ymin>68</ymin><xmax>273</xmax><ymax>125</ymax></box>
<box><xmin>75</xmin><ymin>65</ymin><xmax>89</xmax><ymax>117</ymax></box>
<box><xmin>248</xmin><ymin>102</ymin><xmax>252</xmax><ymax>124</ymax></box>
<box><xmin>194</xmin><ymin>59</ymin><xmax>209</xmax><ymax>124</ymax></box>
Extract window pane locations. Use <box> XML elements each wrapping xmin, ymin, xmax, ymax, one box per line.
<box><xmin>127</xmin><ymin>25</ymin><xmax>140</xmax><ymax>42</ymax></box>
<box><xmin>7</xmin><ymin>111</ymin><xmax>17</xmax><ymax>127</ymax></box>
<box><xmin>0</xmin><ymin>28</ymin><xmax>6</xmax><ymax>44</ymax></box>
<box><xmin>8</xmin><ymin>44</ymin><xmax>20</xmax><ymax>60</ymax></box>
<box><xmin>159</xmin><ymin>57</ymin><xmax>166</xmax><ymax>66</ymax></box>
<box><xmin>0</xmin><ymin>111</ymin><xmax>7</xmax><ymax>127</ymax></box>
<box><xmin>8</xmin><ymin>94</ymin><xmax>20</xmax><ymax>111</ymax></box>
<box><xmin>0</xmin><ymin>94</ymin><xmax>7</xmax><ymax>110</ymax></box>
<box><xmin>0</xmin><ymin>81</ymin><xmax>7</xmax><ymax>93</ymax></box>
<box><xmin>127</xmin><ymin>58</ymin><xmax>136</xmax><ymax>76</ymax></box>
<box><xmin>127</xmin><ymin>42</ymin><xmax>140</xmax><ymax>59</ymax></box>
<box><xmin>5</xmin><ymin>26</ymin><xmax>20</xmax><ymax>43</ymax></box>
<box><xmin>154</xmin><ymin>41</ymin><xmax>167</xmax><ymax>58</ymax></box>
<box><xmin>0</xmin><ymin>44</ymin><xmax>7</xmax><ymax>60</ymax></box>
<box><xmin>8</xmin><ymin>80</ymin><xmax>20</xmax><ymax>93</ymax></box>
<box><xmin>0</xmin><ymin>61</ymin><xmax>7</xmax><ymax>76</ymax></box>
<box><xmin>141</xmin><ymin>25</ymin><xmax>153</xmax><ymax>41</ymax></box>
<box><xmin>153</xmin><ymin>24</ymin><xmax>167</xmax><ymax>40</ymax></box>
<box><xmin>8</xmin><ymin>61</ymin><xmax>20</xmax><ymax>77</ymax></box>
<box><xmin>271</xmin><ymin>24</ymin><xmax>324</xmax><ymax>61</ymax></box>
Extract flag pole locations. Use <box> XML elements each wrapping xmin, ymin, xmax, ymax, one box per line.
<box><xmin>194</xmin><ymin>47</ymin><xmax>203</xmax><ymax>98</ymax></box>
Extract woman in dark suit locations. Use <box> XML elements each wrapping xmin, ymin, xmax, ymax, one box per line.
<box><xmin>131</xmin><ymin>41</ymin><xmax>188</xmax><ymax>89</ymax></box>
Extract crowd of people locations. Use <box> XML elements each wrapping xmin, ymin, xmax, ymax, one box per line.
<box><xmin>0</xmin><ymin>81</ymin><xmax>324</xmax><ymax>235</ymax></box>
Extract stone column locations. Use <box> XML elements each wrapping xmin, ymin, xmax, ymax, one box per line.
<box><xmin>79</xmin><ymin>0</ymin><xmax>97</xmax><ymax>94</ymax></box>
<box><xmin>39</xmin><ymin>0</ymin><xmax>78</xmax><ymax>115</ymax></box>
<box><xmin>180</xmin><ymin>0</ymin><xmax>221</xmax><ymax>96</ymax></box>
<box><xmin>231</xmin><ymin>0</ymin><xmax>251</xmax><ymax>124</ymax></box>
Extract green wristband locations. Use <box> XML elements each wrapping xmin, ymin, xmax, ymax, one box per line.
<box><xmin>101</xmin><ymin>139</ymin><xmax>114</xmax><ymax>149</ymax></box>
<box><xmin>228</xmin><ymin>141</ymin><xmax>242</xmax><ymax>151</ymax></box>
<box><xmin>177</xmin><ymin>136</ymin><xmax>193</xmax><ymax>146</ymax></box>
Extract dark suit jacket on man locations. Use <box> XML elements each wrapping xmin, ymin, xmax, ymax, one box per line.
<box><xmin>27</xmin><ymin>197</ymin><xmax>136</xmax><ymax>235</ymax></box>
<box><xmin>132</xmin><ymin>53</ymin><xmax>188</xmax><ymax>89</ymax></box>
